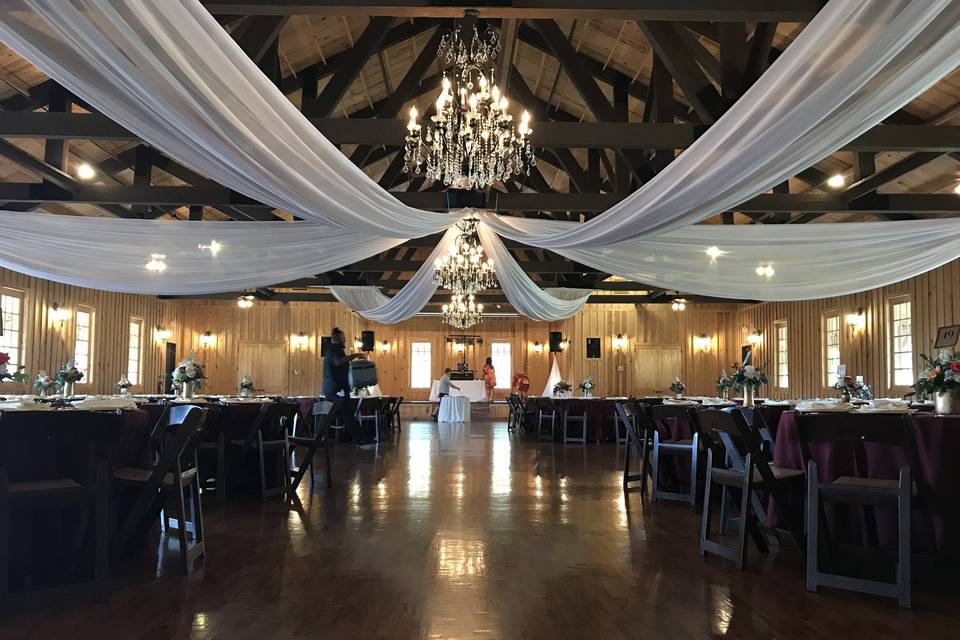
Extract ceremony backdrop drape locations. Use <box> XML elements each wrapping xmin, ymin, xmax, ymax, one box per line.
<box><xmin>0</xmin><ymin>0</ymin><xmax>959</xmax><ymax>317</ymax></box>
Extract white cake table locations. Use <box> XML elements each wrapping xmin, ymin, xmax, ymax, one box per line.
<box><xmin>438</xmin><ymin>395</ymin><xmax>471</xmax><ymax>422</ymax></box>
<box><xmin>429</xmin><ymin>379</ymin><xmax>486</xmax><ymax>402</ymax></box>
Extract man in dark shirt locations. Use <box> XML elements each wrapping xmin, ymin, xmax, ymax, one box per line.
<box><xmin>323</xmin><ymin>327</ymin><xmax>370</xmax><ymax>444</ymax></box>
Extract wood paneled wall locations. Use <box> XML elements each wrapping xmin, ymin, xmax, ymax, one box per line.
<box><xmin>173</xmin><ymin>299</ymin><xmax>739</xmax><ymax>398</ymax></box>
<box><xmin>0</xmin><ymin>268</ymin><xmax>175</xmax><ymax>394</ymax></box>
<box><xmin>737</xmin><ymin>258</ymin><xmax>960</xmax><ymax>400</ymax></box>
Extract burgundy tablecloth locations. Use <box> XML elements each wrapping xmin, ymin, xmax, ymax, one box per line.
<box><xmin>772</xmin><ymin>410</ymin><xmax>960</xmax><ymax>555</ymax></box>
<box><xmin>138</xmin><ymin>401</ymin><xmax>266</xmax><ymax>440</ymax></box>
<box><xmin>525</xmin><ymin>397</ymin><xmax>623</xmax><ymax>442</ymax></box>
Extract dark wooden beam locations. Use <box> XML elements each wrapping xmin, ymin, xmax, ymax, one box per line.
<box><xmin>201</xmin><ymin>1</ymin><xmax>823</xmax><ymax>22</ymax></box>
<box><xmin>308</xmin><ymin>17</ymin><xmax>395</xmax><ymax>117</ymax></box>
<box><xmin>233</xmin><ymin>15</ymin><xmax>289</xmax><ymax>64</ymax></box>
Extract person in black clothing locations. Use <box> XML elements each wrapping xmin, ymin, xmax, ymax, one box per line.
<box><xmin>323</xmin><ymin>327</ymin><xmax>371</xmax><ymax>444</ymax></box>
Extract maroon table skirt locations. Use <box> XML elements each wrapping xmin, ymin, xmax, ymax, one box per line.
<box><xmin>138</xmin><ymin>401</ymin><xmax>266</xmax><ymax>440</ymax></box>
<box><xmin>771</xmin><ymin>410</ymin><xmax>960</xmax><ymax>555</ymax></box>
<box><xmin>525</xmin><ymin>397</ymin><xmax>623</xmax><ymax>442</ymax></box>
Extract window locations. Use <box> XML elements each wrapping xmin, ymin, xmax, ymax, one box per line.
<box><xmin>74</xmin><ymin>306</ymin><xmax>94</xmax><ymax>383</ymax></box>
<box><xmin>890</xmin><ymin>299</ymin><xmax>913</xmax><ymax>387</ymax></box>
<box><xmin>127</xmin><ymin>317</ymin><xmax>143</xmax><ymax>385</ymax></box>
<box><xmin>410</xmin><ymin>342</ymin><xmax>431</xmax><ymax>388</ymax></box>
<box><xmin>491</xmin><ymin>342</ymin><xmax>511</xmax><ymax>389</ymax></box>
<box><xmin>824</xmin><ymin>312</ymin><xmax>841</xmax><ymax>387</ymax></box>
<box><xmin>0</xmin><ymin>289</ymin><xmax>24</xmax><ymax>370</ymax></box>
<box><xmin>775</xmin><ymin>321</ymin><xmax>788</xmax><ymax>389</ymax></box>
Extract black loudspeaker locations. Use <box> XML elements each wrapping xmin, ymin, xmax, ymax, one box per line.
<box><xmin>586</xmin><ymin>337</ymin><xmax>601</xmax><ymax>359</ymax></box>
<box><xmin>549</xmin><ymin>331</ymin><xmax>563</xmax><ymax>353</ymax></box>
<box><xmin>320</xmin><ymin>336</ymin><xmax>331</xmax><ymax>357</ymax></box>
<box><xmin>360</xmin><ymin>330</ymin><xmax>375</xmax><ymax>352</ymax></box>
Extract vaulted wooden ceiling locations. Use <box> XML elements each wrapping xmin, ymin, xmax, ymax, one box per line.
<box><xmin>1</xmin><ymin>1</ymin><xmax>959</xmax><ymax>306</ymax></box>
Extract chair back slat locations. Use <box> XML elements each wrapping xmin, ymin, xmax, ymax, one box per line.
<box><xmin>649</xmin><ymin>404</ymin><xmax>699</xmax><ymax>441</ymax></box>
<box><xmin>755</xmin><ymin>404</ymin><xmax>791</xmax><ymax>438</ymax></box>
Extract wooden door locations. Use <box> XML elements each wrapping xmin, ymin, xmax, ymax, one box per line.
<box><xmin>634</xmin><ymin>345</ymin><xmax>682</xmax><ymax>394</ymax></box>
<box><xmin>237</xmin><ymin>341</ymin><xmax>288</xmax><ymax>394</ymax></box>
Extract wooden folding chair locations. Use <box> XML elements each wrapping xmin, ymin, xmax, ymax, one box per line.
<box><xmin>113</xmin><ymin>405</ymin><xmax>208</xmax><ymax>574</ymax></box>
<box><xmin>796</xmin><ymin>411</ymin><xmax>926</xmax><ymax>608</ymax></box>
<box><xmin>194</xmin><ymin>404</ymin><xmax>226</xmax><ymax>507</ymax></box>
<box><xmin>230</xmin><ymin>402</ymin><xmax>298</xmax><ymax>500</ymax></box>
<box><xmin>649</xmin><ymin>405</ymin><xmax>701</xmax><ymax>506</ymax></box>
<box><xmin>562</xmin><ymin>401</ymin><xmax>589</xmax><ymax>444</ymax></box>
<box><xmin>288</xmin><ymin>400</ymin><xmax>339</xmax><ymax>493</ymax></box>
<box><xmin>615</xmin><ymin>401</ymin><xmax>653</xmax><ymax>493</ymax></box>
<box><xmin>535</xmin><ymin>397</ymin><xmax>557</xmax><ymax>441</ymax></box>
<box><xmin>0</xmin><ymin>414</ymin><xmax>109</xmax><ymax>612</ymax></box>
<box><xmin>697</xmin><ymin>409</ymin><xmax>804</xmax><ymax>569</ymax></box>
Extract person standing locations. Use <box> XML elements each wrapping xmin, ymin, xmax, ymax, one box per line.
<box><xmin>482</xmin><ymin>356</ymin><xmax>496</xmax><ymax>402</ymax></box>
<box><xmin>432</xmin><ymin>368</ymin><xmax>461</xmax><ymax>421</ymax></box>
<box><xmin>323</xmin><ymin>327</ymin><xmax>370</xmax><ymax>444</ymax></box>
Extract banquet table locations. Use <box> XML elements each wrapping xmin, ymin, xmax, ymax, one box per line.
<box><xmin>771</xmin><ymin>410</ymin><xmax>960</xmax><ymax>556</ymax></box>
<box><xmin>525</xmin><ymin>397</ymin><xmax>627</xmax><ymax>442</ymax></box>
<box><xmin>438</xmin><ymin>395</ymin><xmax>470</xmax><ymax>423</ymax></box>
<box><xmin>138</xmin><ymin>399</ymin><xmax>269</xmax><ymax>440</ymax></box>
<box><xmin>0</xmin><ymin>408</ymin><xmax>150</xmax><ymax>588</ymax></box>
<box><xmin>430</xmin><ymin>379</ymin><xmax>486</xmax><ymax>402</ymax></box>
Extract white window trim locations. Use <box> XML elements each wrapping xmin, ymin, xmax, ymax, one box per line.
<box><xmin>774</xmin><ymin>320</ymin><xmax>789</xmax><ymax>389</ymax></box>
<box><xmin>0</xmin><ymin>287</ymin><xmax>25</xmax><ymax>372</ymax></box>
<box><xmin>127</xmin><ymin>316</ymin><xmax>144</xmax><ymax>386</ymax></box>
<box><xmin>491</xmin><ymin>342</ymin><xmax>511</xmax><ymax>389</ymax></box>
<box><xmin>887</xmin><ymin>294</ymin><xmax>914</xmax><ymax>391</ymax></box>
<box><xmin>822</xmin><ymin>310</ymin><xmax>841</xmax><ymax>390</ymax></box>
<box><xmin>74</xmin><ymin>304</ymin><xmax>95</xmax><ymax>384</ymax></box>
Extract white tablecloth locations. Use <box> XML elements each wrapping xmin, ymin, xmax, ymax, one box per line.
<box><xmin>429</xmin><ymin>379</ymin><xmax>486</xmax><ymax>402</ymax></box>
<box><xmin>438</xmin><ymin>395</ymin><xmax>470</xmax><ymax>422</ymax></box>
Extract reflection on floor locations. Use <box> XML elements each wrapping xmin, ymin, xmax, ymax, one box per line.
<box><xmin>4</xmin><ymin>420</ymin><xmax>959</xmax><ymax>639</ymax></box>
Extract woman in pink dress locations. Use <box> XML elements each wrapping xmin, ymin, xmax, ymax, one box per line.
<box><xmin>482</xmin><ymin>357</ymin><xmax>496</xmax><ymax>402</ymax></box>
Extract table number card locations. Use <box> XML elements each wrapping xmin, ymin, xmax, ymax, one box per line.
<box><xmin>837</xmin><ymin>364</ymin><xmax>847</xmax><ymax>377</ymax></box>
<box><xmin>934</xmin><ymin>325</ymin><xmax>960</xmax><ymax>349</ymax></box>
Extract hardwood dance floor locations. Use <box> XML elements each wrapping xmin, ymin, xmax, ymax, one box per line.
<box><xmin>4</xmin><ymin>420</ymin><xmax>959</xmax><ymax>639</ymax></box>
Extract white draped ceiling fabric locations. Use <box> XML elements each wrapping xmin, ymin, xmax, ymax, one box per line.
<box><xmin>0</xmin><ymin>0</ymin><xmax>959</xmax><ymax>319</ymax></box>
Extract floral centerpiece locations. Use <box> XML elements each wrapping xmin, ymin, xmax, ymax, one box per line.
<box><xmin>34</xmin><ymin>370</ymin><xmax>55</xmax><ymax>396</ymax></box>
<box><xmin>914</xmin><ymin>350</ymin><xmax>960</xmax><ymax>414</ymax></box>
<box><xmin>553</xmin><ymin>380</ymin><xmax>572</xmax><ymax>397</ymax></box>
<box><xmin>579</xmin><ymin>374</ymin><xmax>595</xmax><ymax>397</ymax></box>
<box><xmin>0</xmin><ymin>352</ymin><xmax>27</xmax><ymax>383</ymax></box>
<box><xmin>239</xmin><ymin>375</ymin><xmax>255</xmax><ymax>398</ymax></box>
<box><xmin>834</xmin><ymin>375</ymin><xmax>873</xmax><ymax>402</ymax></box>
<box><xmin>715</xmin><ymin>370</ymin><xmax>732</xmax><ymax>399</ymax></box>
<box><xmin>116</xmin><ymin>375</ymin><xmax>132</xmax><ymax>395</ymax></box>
<box><xmin>55</xmin><ymin>358</ymin><xmax>84</xmax><ymax>396</ymax></box>
<box><xmin>729</xmin><ymin>362</ymin><xmax>768</xmax><ymax>406</ymax></box>
<box><xmin>669</xmin><ymin>377</ymin><xmax>686</xmax><ymax>399</ymax></box>
<box><xmin>171</xmin><ymin>353</ymin><xmax>206</xmax><ymax>399</ymax></box>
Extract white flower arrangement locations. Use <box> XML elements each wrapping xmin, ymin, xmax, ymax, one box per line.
<box><xmin>171</xmin><ymin>353</ymin><xmax>206</xmax><ymax>389</ymax></box>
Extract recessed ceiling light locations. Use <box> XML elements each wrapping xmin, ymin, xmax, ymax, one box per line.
<box><xmin>827</xmin><ymin>174</ymin><xmax>845</xmax><ymax>188</ymax></box>
<box><xmin>76</xmin><ymin>162</ymin><xmax>95</xmax><ymax>180</ymax></box>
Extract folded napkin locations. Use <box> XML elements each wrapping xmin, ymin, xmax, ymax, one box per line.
<box><xmin>796</xmin><ymin>399</ymin><xmax>853</xmax><ymax>412</ymax></box>
<box><xmin>761</xmin><ymin>399</ymin><xmax>796</xmax><ymax>406</ymax></box>
<box><xmin>700</xmin><ymin>397</ymin><xmax>735</xmax><ymax>406</ymax></box>
<box><xmin>0</xmin><ymin>398</ymin><xmax>51</xmax><ymax>411</ymax></box>
<box><xmin>857</xmin><ymin>399</ymin><xmax>910</xmax><ymax>413</ymax></box>
<box><xmin>71</xmin><ymin>397</ymin><xmax>139</xmax><ymax>411</ymax></box>
<box><xmin>663</xmin><ymin>398</ymin><xmax>697</xmax><ymax>405</ymax></box>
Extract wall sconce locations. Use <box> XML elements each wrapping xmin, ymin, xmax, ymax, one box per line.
<box><xmin>199</xmin><ymin>331</ymin><xmax>217</xmax><ymax>348</ymax></box>
<box><xmin>559</xmin><ymin>338</ymin><xmax>569</xmax><ymax>351</ymax></box>
<box><xmin>746</xmin><ymin>329</ymin><xmax>763</xmax><ymax>345</ymax></box>
<box><xmin>671</xmin><ymin>298</ymin><xmax>687</xmax><ymax>311</ymax></box>
<box><xmin>290</xmin><ymin>332</ymin><xmax>308</xmax><ymax>351</ymax></box>
<box><xmin>379</xmin><ymin>340</ymin><xmax>392</xmax><ymax>353</ymax></box>
<box><xmin>353</xmin><ymin>337</ymin><xmax>363</xmax><ymax>350</ymax></box>
<box><xmin>612</xmin><ymin>333</ymin><xmax>628</xmax><ymax>351</ymax></box>
<box><xmin>237</xmin><ymin>295</ymin><xmax>254</xmax><ymax>309</ymax></box>
<box><xmin>846</xmin><ymin>307</ymin><xmax>866</xmax><ymax>333</ymax></box>
<box><xmin>693</xmin><ymin>334</ymin><xmax>712</xmax><ymax>352</ymax></box>
<box><xmin>49</xmin><ymin>302</ymin><xmax>70</xmax><ymax>326</ymax></box>
<box><xmin>154</xmin><ymin>325</ymin><xmax>172</xmax><ymax>342</ymax></box>
<box><xmin>531</xmin><ymin>340</ymin><xmax>543</xmax><ymax>355</ymax></box>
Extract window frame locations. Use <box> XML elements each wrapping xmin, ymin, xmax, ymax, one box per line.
<box><xmin>0</xmin><ymin>287</ymin><xmax>25</xmax><ymax>372</ymax></box>
<box><xmin>774</xmin><ymin>320</ymin><xmax>789</xmax><ymax>389</ymax></box>
<box><xmin>822</xmin><ymin>310</ymin><xmax>841</xmax><ymax>389</ymax></box>
<box><xmin>410</xmin><ymin>341</ymin><xmax>432</xmax><ymax>389</ymax></box>
<box><xmin>887</xmin><ymin>295</ymin><xmax>914</xmax><ymax>390</ymax></box>
<box><xmin>74</xmin><ymin>304</ymin><xmax>95</xmax><ymax>384</ymax></box>
<box><xmin>490</xmin><ymin>342</ymin><xmax>511</xmax><ymax>389</ymax></box>
<box><xmin>127</xmin><ymin>316</ymin><xmax>144</xmax><ymax>386</ymax></box>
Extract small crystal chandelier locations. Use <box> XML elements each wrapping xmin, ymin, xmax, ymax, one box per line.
<box><xmin>434</xmin><ymin>217</ymin><xmax>496</xmax><ymax>295</ymax></box>
<box><xmin>441</xmin><ymin>293</ymin><xmax>484</xmax><ymax>329</ymax></box>
<box><xmin>404</xmin><ymin>12</ymin><xmax>535</xmax><ymax>190</ymax></box>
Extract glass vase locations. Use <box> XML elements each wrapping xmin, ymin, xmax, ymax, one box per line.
<box><xmin>743</xmin><ymin>386</ymin><xmax>754</xmax><ymax>407</ymax></box>
<box><xmin>934</xmin><ymin>388</ymin><xmax>960</xmax><ymax>415</ymax></box>
<box><xmin>179</xmin><ymin>380</ymin><xmax>195</xmax><ymax>400</ymax></box>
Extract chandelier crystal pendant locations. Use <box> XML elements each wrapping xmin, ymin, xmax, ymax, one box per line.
<box><xmin>441</xmin><ymin>293</ymin><xmax>484</xmax><ymax>329</ymax></box>
<box><xmin>404</xmin><ymin>14</ymin><xmax>535</xmax><ymax>190</ymax></box>
<box><xmin>434</xmin><ymin>217</ymin><xmax>497</xmax><ymax>295</ymax></box>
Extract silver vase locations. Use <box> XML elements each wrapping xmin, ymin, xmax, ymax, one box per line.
<box><xmin>934</xmin><ymin>388</ymin><xmax>960</xmax><ymax>415</ymax></box>
<box><xmin>743</xmin><ymin>386</ymin><xmax>754</xmax><ymax>407</ymax></box>
<box><xmin>63</xmin><ymin>381</ymin><xmax>75</xmax><ymax>398</ymax></box>
<box><xmin>179</xmin><ymin>380</ymin><xmax>195</xmax><ymax>400</ymax></box>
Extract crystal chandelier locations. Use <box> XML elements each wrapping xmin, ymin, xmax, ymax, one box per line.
<box><xmin>441</xmin><ymin>293</ymin><xmax>484</xmax><ymax>329</ymax></box>
<box><xmin>404</xmin><ymin>15</ymin><xmax>535</xmax><ymax>190</ymax></box>
<box><xmin>434</xmin><ymin>217</ymin><xmax>496</xmax><ymax>295</ymax></box>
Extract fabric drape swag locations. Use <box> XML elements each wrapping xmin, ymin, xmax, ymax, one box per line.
<box><xmin>0</xmin><ymin>0</ymin><xmax>959</xmax><ymax>319</ymax></box>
